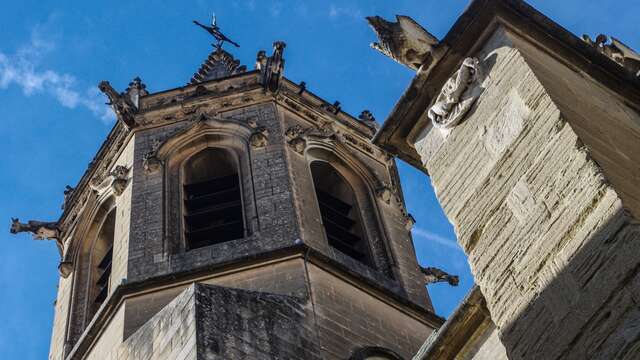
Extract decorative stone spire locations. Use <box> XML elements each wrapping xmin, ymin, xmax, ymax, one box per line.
<box><xmin>190</xmin><ymin>47</ymin><xmax>247</xmax><ymax>84</ymax></box>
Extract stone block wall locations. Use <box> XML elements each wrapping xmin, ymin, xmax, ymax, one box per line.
<box><xmin>127</xmin><ymin>102</ymin><xmax>300</xmax><ymax>283</ymax></box>
<box><xmin>414</xmin><ymin>26</ymin><xmax>640</xmax><ymax>359</ymax></box>
<box><xmin>83</xmin><ymin>283</ymin><xmax>320</xmax><ymax>360</ymax></box>
<box><xmin>308</xmin><ymin>263</ymin><xmax>434</xmax><ymax>359</ymax></box>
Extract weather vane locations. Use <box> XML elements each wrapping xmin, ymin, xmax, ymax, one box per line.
<box><xmin>193</xmin><ymin>13</ymin><xmax>240</xmax><ymax>49</ymax></box>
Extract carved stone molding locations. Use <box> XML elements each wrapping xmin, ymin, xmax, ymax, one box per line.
<box><xmin>320</xmin><ymin>101</ymin><xmax>341</xmax><ymax>115</ymax></box>
<box><xmin>428</xmin><ymin>57</ymin><xmax>483</xmax><ymax>130</ymax></box>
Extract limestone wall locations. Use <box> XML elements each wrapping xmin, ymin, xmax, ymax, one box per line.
<box><xmin>85</xmin><ymin>284</ymin><xmax>197</xmax><ymax>360</ymax></box>
<box><xmin>414</xmin><ymin>26</ymin><xmax>640</xmax><ymax>359</ymax></box>
<box><xmin>49</xmin><ymin>275</ymin><xmax>73</xmax><ymax>360</ymax></box>
<box><xmin>308</xmin><ymin>263</ymin><xmax>433</xmax><ymax>359</ymax></box>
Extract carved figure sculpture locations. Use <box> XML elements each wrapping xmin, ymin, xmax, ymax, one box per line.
<box><xmin>428</xmin><ymin>57</ymin><xmax>482</xmax><ymax>129</ymax></box>
<box><xmin>376</xmin><ymin>184</ymin><xmax>393</xmax><ymax>204</ymax></box>
<box><xmin>420</xmin><ymin>266</ymin><xmax>459</xmax><ymax>286</ymax></box>
<box><xmin>90</xmin><ymin>165</ymin><xmax>131</xmax><ymax>196</ymax></box>
<box><xmin>110</xmin><ymin>165</ymin><xmax>130</xmax><ymax>195</ymax></box>
<box><xmin>358</xmin><ymin>110</ymin><xmax>380</xmax><ymax>133</ymax></box>
<box><xmin>367</xmin><ymin>15</ymin><xmax>439</xmax><ymax>70</ymax></box>
<box><xmin>10</xmin><ymin>218</ymin><xmax>60</xmax><ymax>240</ymax></box>
<box><xmin>257</xmin><ymin>42</ymin><xmax>286</xmax><ymax>92</ymax></box>
<box><xmin>98</xmin><ymin>81</ymin><xmax>138</xmax><ymax>128</ymax></box>
<box><xmin>583</xmin><ymin>34</ymin><xmax>640</xmax><ymax>77</ymax></box>
<box><xmin>250</xmin><ymin>127</ymin><xmax>270</xmax><ymax>148</ymax></box>
<box><xmin>285</xmin><ymin>125</ymin><xmax>307</xmax><ymax>154</ymax></box>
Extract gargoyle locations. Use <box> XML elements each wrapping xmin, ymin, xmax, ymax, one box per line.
<box><xmin>98</xmin><ymin>81</ymin><xmax>138</xmax><ymax>128</ymax></box>
<box><xmin>420</xmin><ymin>266</ymin><xmax>459</xmax><ymax>286</ymax></box>
<box><xmin>257</xmin><ymin>41</ymin><xmax>286</xmax><ymax>92</ymax></box>
<box><xmin>428</xmin><ymin>57</ymin><xmax>482</xmax><ymax>129</ymax></box>
<box><xmin>10</xmin><ymin>218</ymin><xmax>59</xmax><ymax>240</ymax></box>
<box><xmin>358</xmin><ymin>110</ymin><xmax>380</xmax><ymax>133</ymax></box>
<box><xmin>366</xmin><ymin>15</ymin><xmax>439</xmax><ymax>70</ymax></box>
<box><xmin>583</xmin><ymin>34</ymin><xmax>640</xmax><ymax>77</ymax></box>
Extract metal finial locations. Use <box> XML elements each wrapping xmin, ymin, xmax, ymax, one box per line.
<box><xmin>193</xmin><ymin>14</ymin><xmax>240</xmax><ymax>49</ymax></box>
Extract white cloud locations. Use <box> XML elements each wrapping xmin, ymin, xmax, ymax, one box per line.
<box><xmin>412</xmin><ymin>227</ymin><xmax>463</xmax><ymax>251</ymax></box>
<box><xmin>270</xmin><ymin>2</ymin><xmax>283</xmax><ymax>17</ymax></box>
<box><xmin>0</xmin><ymin>23</ymin><xmax>114</xmax><ymax>122</ymax></box>
<box><xmin>328</xmin><ymin>4</ymin><xmax>363</xmax><ymax>21</ymax></box>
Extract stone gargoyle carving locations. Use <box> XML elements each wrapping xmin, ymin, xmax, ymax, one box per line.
<box><xmin>428</xmin><ymin>57</ymin><xmax>482</xmax><ymax>130</ymax></box>
<box><xmin>99</xmin><ymin>78</ymin><xmax>146</xmax><ymax>128</ymax></box>
<box><xmin>420</xmin><ymin>266</ymin><xmax>459</xmax><ymax>286</ymax></box>
<box><xmin>583</xmin><ymin>34</ymin><xmax>640</xmax><ymax>77</ymax></box>
<box><xmin>256</xmin><ymin>41</ymin><xmax>286</xmax><ymax>92</ymax></box>
<box><xmin>10</xmin><ymin>218</ymin><xmax>60</xmax><ymax>241</ymax></box>
<box><xmin>366</xmin><ymin>15</ymin><xmax>439</xmax><ymax>71</ymax></box>
<box><xmin>90</xmin><ymin>165</ymin><xmax>130</xmax><ymax>196</ymax></box>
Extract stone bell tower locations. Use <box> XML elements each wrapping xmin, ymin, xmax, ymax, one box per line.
<box><xmin>11</xmin><ymin>20</ymin><xmax>445</xmax><ymax>360</ymax></box>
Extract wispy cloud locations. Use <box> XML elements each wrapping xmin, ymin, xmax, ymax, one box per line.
<box><xmin>412</xmin><ymin>227</ymin><xmax>463</xmax><ymax>251</ymax></box>
<box><xmin>270</xmin><ymin>2</ymin><xmax>283</xmax><ymax>17</ymax></box>
<box><xmin>328</xmin><ymin>4</ymin><xmax>363</xmax><ymax>21</ymax></box>
<box><xmin>0</xmin><ymin>22</ymin><xmax>114</xmax><ymax>122</ymax></box>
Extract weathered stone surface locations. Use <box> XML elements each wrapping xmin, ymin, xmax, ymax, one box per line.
<box><xmin>414</xmin><ymin>25</ymin><xmax>640</xmax><ymax>359</ymax></box>
<box><xmin>45</xmin><ymin>40</ymin><xmax>438</xmax><ymax>359</ymax></box>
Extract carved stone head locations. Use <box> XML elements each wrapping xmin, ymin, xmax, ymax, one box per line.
<box><xmin>9</xmin><ymin>218</ymin><xmax>21</xmax><ymax>234</ymax></box>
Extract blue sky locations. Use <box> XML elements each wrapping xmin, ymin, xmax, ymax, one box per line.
<box><xmin>1</xmin><ymin>1</ymin><xmax>638</xmax><ymax>358</ymax></box>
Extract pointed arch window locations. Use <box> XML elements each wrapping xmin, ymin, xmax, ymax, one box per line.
<box><xmin>310</xmin><ymin>161</ymin><xmax>372</xmax><ymax>266</ymax></box>
<box><xmin>183</xmin><ymin>147</ymin><xmax>244</xmax><ymax>250</ymax></box>
<box><xmin>89</xmin><ymin>207</ymin><xmax>115</xmax><ymax>318</ymax></box>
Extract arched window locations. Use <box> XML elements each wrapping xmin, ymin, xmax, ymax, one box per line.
<box><xmin>183</xmin><ymin>147</ymin><xmax>244</xmax><ymax>250</ymax></box>
<box><xmin>310</xmin><ymin>161</ymin><xmax>372</xmax><ymax>266</ymax></box>
<box><xmin>88</xmin><ymin>207</ymin><xmax>115</xmax><ymax>319</ymax></box>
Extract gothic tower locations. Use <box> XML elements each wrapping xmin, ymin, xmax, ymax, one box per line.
<box><xmin>12</xmin><ymin>27</ymin><xmax>443</xmax><ymax>360</ymax></box>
